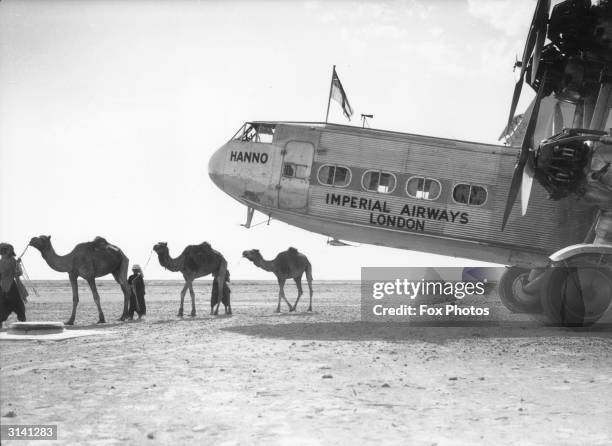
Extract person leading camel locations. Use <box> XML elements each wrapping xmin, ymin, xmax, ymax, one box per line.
<box><xmin>0</xmin><ymin>243</ymin><xmax>27</xmax><ymax>327</ymax></box>
<box><xmin>242</xmin><ymin>247</ymin><xmax>313</xmax><ymax>313</ymax></box>
<box><xmin>128</xmin><ymin>264</ymin><xmax>146</xmax><ymax>320</ymax></box>
<box><xmin>211</xmin><ymin>270</ymin><xmax>231</xmax><ymax>315</ymax></box>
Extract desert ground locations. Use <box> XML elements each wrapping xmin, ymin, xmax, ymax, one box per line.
<box><xmin>1</xmin><ymin>280</ymin><xmax>611</xmax><ymax>445</ymax></box>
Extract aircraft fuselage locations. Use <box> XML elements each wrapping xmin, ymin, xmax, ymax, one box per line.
<box><xmin>209</xmin><ymin>121</ymin><xmax>595</xmax><ymax>268</ymax></box>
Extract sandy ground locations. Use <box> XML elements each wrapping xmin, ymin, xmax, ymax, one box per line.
<box><xmin>1</xmin><ymin>280</ymin><xmax>612</xmax><ymax>446</ymax></box>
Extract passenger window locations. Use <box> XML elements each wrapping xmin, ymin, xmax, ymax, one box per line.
<box><xmin>406</xmin><ymin>176</ymin><xmax>441</xmax><ymax>200</ymax></box>
<box><xmin>453</xmin><ymin>184</ymin><xmax>487</xmax><ymax>206</ymax></box>
<box><xmin>453</xmin><ymin>184</ymin><xmax>470</xmax><ymax>203</ymax></box>
<box><xmin>469</xmin><ymin>186</ymin><xmax>487</xmax><ymax>205</ymax></box>
<box><xmin>317</xmin><ymin>165</ymin><xmax>351</xmax><ymax>187</ymax></box>
<box><xmin>362</xmin><ymin>170</ymin><xmax>396</xmax><ymax>194</ymax></box>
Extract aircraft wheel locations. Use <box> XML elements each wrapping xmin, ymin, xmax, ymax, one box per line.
<box><xmin>498</xmin><ymin>267</ymin><xmax>542</xmax><ymax>313</ymax></box>
<box><xmin>540</xmin><ymin>266</ymin><xmax>612</xmax><ymax>327</ymax></box>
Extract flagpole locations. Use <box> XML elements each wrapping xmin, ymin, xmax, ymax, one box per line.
<box><xmin>325</xmin><ymin>65</ymin><xmax>335</xmax><ymax>124</ymax></box>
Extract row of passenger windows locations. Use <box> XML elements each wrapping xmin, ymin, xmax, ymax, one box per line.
<box><xmin>315</xmin><ymin>165</ymin><xmax>487</xmax><ymax>206</ymax></box>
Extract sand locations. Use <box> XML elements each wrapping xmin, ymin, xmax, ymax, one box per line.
<box><xmin>1</xmin><ymin>280</ymin><xmax>611</xmax><ymax>445</ymax></box>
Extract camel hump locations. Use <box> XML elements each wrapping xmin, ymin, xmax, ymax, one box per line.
<box><xmin>183</xmin><ymin>243</ymin><xmax>217</xmax><ymax>271</ymax></box>
<box><xmin>184</xmin><ymin>242</ymin><xmax>212</xmax><ymax>256</ymax></box>
<box><xmin>93</xmin><ymin>236</ymin><xmax>108</xmax><ymax>244</ymax></box>
<box><xmin>287</xmin><ymin>247</ymin><xmax>299</xmax><ymax>255</ymax></box>
<box><xmin>90</xmin><ymin>236</ymin><xmax>121</xmax><ymax>254</ymax></box>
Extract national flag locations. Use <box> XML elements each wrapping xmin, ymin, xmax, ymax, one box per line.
<box><xmin>330</xmin><ymin>68</ymin><xmax>354</xmax><ymax>121</ymax></box>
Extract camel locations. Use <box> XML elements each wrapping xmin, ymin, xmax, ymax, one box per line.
<box><xmin>29</xmin><ymin>236</ymin><xmax>134</xmax><ymax>324</ymax></box>
<box><xmin>242</xmin><ymin>247</ymin><xmax>313</xmax><ymax>312</ymax></box>
<box><xmin>152</xmin><ymin>241</ymin><xmax>230</xmax><ymax>316</ymax></box>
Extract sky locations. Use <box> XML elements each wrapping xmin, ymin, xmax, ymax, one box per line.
<box><xmin>0</xmin><ymin>0</ymin><xmax>542</xmax><ymax>280</ymax></box>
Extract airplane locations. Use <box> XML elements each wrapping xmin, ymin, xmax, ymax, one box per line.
<box><xmin>208</xmin><ymin>0</ymin><xmax>612</xmax><ymax>327</ymax></box>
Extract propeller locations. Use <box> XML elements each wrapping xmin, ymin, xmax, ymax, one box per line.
<box><xmin>501</xmin><ymin>75</ymin><xmax>548</xmax><ymax>231</ymax></box>
<box><xmin>504</xmin><ymin>0</ymin><xmax>550</xmax><ymax>135</ymax></box>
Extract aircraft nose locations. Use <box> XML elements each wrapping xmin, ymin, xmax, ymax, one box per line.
<box><xmin>208</xmin><ymin>144</ymin><xmax>226</xmax><ymax>189</ymax></box>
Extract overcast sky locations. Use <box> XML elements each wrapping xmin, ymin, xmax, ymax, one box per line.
<box><xmin>0</xmin><ymin>0</ymin><xmax>542</xmax><ymax>280</ymax></box>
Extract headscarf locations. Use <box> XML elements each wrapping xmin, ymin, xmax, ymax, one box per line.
<box><xmin>132</xmin><ymin>264</ymin><xmax>143</xmax><ymax>278</ymax></box>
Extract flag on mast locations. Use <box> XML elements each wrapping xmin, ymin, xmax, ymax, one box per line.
<box><xmin>325</xmin><ymin>66</ymin><xmax>354</xmax><ymax>122</ymax></box>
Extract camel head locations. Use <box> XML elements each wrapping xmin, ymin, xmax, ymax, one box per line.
<box><xmin>29</xmin><ymin>235</ymin><xmax>52</xmax><ymax>253</ymax></box>
<box><xmin>153</xmin><ymin>242</ymin><xmax>169</xmax><ymax>256</ymax></box>
<box><xmin>242</xmin><ymin>249</ymin><xmax>263</xmax><ymax>264</ymax></box>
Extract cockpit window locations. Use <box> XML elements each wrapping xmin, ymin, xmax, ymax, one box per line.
<box><xmin>233</xmin><ymin>122</ymin><xmax>276</xmax><ymax>143</ymax></box>
<box><xmin>317</xmin><ymin>165</ymin><xmax>351</xmax><ymax>187</ymax></box>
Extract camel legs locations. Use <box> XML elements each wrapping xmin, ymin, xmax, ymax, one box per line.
<box><xmin>214</xmin><ymin>280</ymin><xmax>232</xmax><ymax>315</ymax></box>
<box><xmin>210</xmin><ymin>279</ymin><xmax>218</xmax><ymax>315</ymax></box>
<box><xmin>86</xmin><ymin>277</ymin><xmax>106</xmax><ymax>324</ymax></box>
<box><xmin>178</xmin><ymin>282</ymin><xmax>189</xmax><ymax>317</ymax></box>
<box><xmin>292</xmin><ymin>276</ymin><xmax>303</xmax><ymax>312</ymax></box>
<box><xmin>214</xmin><ymin>261</ymin><xmax>228</xmax><ymax>316</ymax></box>
<box><xmin>306</xmin><ymin>264</ymin><xmax>313</xmax><ymax>312</ymax></box>
<box><xmin>224</xmin><ymin>282</ymin><xmax>232</xmax><ymax>315</ymax></box>
<box><xmin>115</xmin><ymin>272</ymin><xmax>135</xmax><ymax>321</ymax></box>
<box><xmin>114</xmin><ymin>254</ymin><xmax>134</xmax><ymax>321</ymax></box>
<box><xmin>276</xmin><ymin>278</ymin><xmax>293</xmax><ymax>312</ymax></box>
<box><xmin>115</xmin><ymin>273</ymin><xmax>135</xmax><ymax>321</ymax></box>
<box><xmin>188</xmin><ymin>282</ymin><xmax>196</xmax><ymax>317</ymax></box>
<box><xmin>66</xmin><ymin>273</ymin><xmax>79</xmax><ymax>325</ymax></box>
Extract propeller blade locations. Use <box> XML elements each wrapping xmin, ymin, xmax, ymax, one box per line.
<box><xmin>572</xmin><ymin>100</ymin><xmax>584</xmax><ymax>128</ymax></box>
<box><xmin>501</xmin><ymin>159</ymin><xmax>527</xmax><ymax>231</ymax></box>
<box><xmin>531</xmin><ymin>28</ymin><xmax>547</xmax><ymax>84</ymax></box>
<box><xmin>505</xmin><ymin>79</ymin><xmax>525</xmax><ymax>138</ymax></box>
<box><xmin>501</xmin><ymin>75</ymin><xmax>547</xmax><ymax>231</ymax></box>
<box><xmin>553</xmin><ymin>101</ymin><xmax>564</xmax><ymax>134</ymax></box>
<box><xmin>521</xmin><ymin>161</ymin><xmax>535</xmax><ymax>216</ymax></box>
<box><xmin>504</xmin><ymin>0</ymin><xmax>550</xmax><ymax>134</ymax></box>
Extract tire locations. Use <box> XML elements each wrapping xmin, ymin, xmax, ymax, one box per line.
<box><xmin>540</xmin><ymin>266</ymin><xmax>612</xmax><ymax>327</ymax></box>
<box><xmin>498</xmin><ymin>266</ymin><xmax>542</xmax><ymax>313</ymax></box>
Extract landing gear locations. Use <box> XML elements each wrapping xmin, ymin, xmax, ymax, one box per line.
<box><xmin>500</xmin><ymin>263</ymin><xmax>612</xmax><ymax>326</ymax></box>
<box><xmin>539</xmin><ymin>266</ymin><xmax>612</xmax><ymax>326</ymax></box>
<box><xmin>498</xmin><ymin>267</ymin><xmax>542</xmax><ymax>313</ymax></box>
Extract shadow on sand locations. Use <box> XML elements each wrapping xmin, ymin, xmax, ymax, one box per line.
<box><xmin>64</xmin><ymin>322</ymin><xmax>126</xmax><ymax>330</ymax></box>
<box><xmin>150</xmin><ymin>314</ymin><xmax>233</xmax><ymax>325</ymax></box>
<box><xmin>222</xmin><ymin>321</ymin><xmax>612</xmax><ymax>343</ymax></box>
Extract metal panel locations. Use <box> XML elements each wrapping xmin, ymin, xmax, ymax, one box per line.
<box><xmin>224</xmin><ymin>141</ymin><xmax>282</xmax><ymax>208</ymax></box>
<box><xmin>317</xmin><ymin>131</ymin><xmax>508</xmax><ymax>184</ymax></box>
<box><xmin>278</xmin><ymin>141</ymin><xmax>314</xmax><ymax>211</ymax></box>
<box><xmin>308</xmin><ymin>184</ymin><xmax>592</xmax><ymax>254</ymax></box>
<box><xmin>307</xmin><ymin>126</ymin><xmax>594</xmax><ymax>255</ymax></box>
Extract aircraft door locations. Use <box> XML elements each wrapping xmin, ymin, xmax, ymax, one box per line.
<box><xmin>278</xmin><ymin>141</ymin><xmax>315</xmax><ymax>211</ymax></box>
